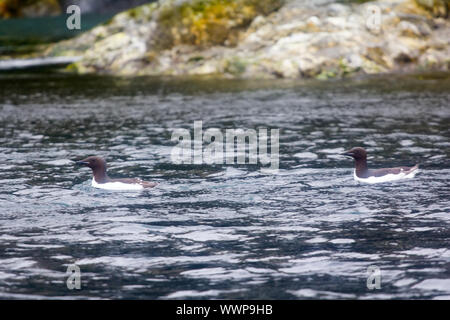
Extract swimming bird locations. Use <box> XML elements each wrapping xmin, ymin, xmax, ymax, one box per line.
<box><xmin>76</xmin><ymin>156</ymin><xmax>156</xmax><ymax>190</ymax></box>
<box><xmin>341</xmin><ymin>147</ymin><xmax>419</xmax><ymax>184</ymax></box>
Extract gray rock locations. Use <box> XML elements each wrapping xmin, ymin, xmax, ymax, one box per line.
<box><xmin>327</xmin><ymin>3</ymin><xmax>351</xmax><ymax>17</ymax></box>
<box><xmin>45</xmin><ymin>0</ymin><xmax>449</xmax><ymax>79</ymax></box>
<box><xmin>398</xmin><ymin>21</ymin><xmax>422</xmax><ymax>37</ymax></box>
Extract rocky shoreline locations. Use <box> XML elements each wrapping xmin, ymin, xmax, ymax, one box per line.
<box><xmin>42</xmin><ymin>0</ymin><xmax>450</xmax><ymax>79</ymax></box>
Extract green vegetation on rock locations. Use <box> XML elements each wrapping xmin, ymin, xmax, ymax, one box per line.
<box><xmin>414</xmin><ymin>0</ymin><xmax>448</xmax><ymax>17</ymax></box>
<box><xmin>35</xmin><ymin>0</ymin><xmax>450</xmax><ymax>79</ymax></box>
<box><xmin>151</xmin><ymin>0</ymin><xmax>284</xmax><ymax>49</ymax></box>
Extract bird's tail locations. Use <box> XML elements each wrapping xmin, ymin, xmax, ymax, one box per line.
<box><xmin>405</xmin><ymin>164</ymin><xmax>419</xmax><ymax>177</ymax></box>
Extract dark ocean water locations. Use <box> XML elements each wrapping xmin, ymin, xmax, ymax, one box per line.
<box><xmin>0</xmin><ymin>72</ymin><xmax>449</xmax><ymax>299</ymax></box>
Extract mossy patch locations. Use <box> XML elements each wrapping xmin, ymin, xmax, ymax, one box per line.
<box><xmin>124</xmin><ymin>2</ymin><xmax>158</xmax><ymax>22</ymax></box>
<box><xmin>316</xmin><ymin>69</ymin><xmax>337</xmax><ymax>80</ymax></box>
<box><xmin>414</xmin><ymin>0</ymin><xmax>448</xmax><ymax>18</ymax></box>
<box><xmin>338</xmin><ymin>59</ymin><xmax>355</xmax><ymax>76</ymax></box>
<box><xmin>152</xmin><ymin>0</ymin><xmax>283</xmax><ymax>49</ymax></box>
<box><xmin>224</xmin><ymin>57</ymin><xmax>248</xmax><ymax>74</ymax></box>
<box><xmin>188</xmin><ymin>55</ymin><xmax>205</xmax><ymax>62</ymax></box>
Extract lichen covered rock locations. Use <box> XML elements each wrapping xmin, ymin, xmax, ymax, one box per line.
<box><xmin>415</xmin><ymin>0</ymin><xmax>448</xmax><ymax>18</ymax></box>
<box><xmin>51</xmin><ymin>0</ymin><xmax>449</xmax><ymax>78</ymax></box>
<box><xmin>153</xmin><ymin>0</ymin><xmax>283</xmax><ymax>48</ymax></box>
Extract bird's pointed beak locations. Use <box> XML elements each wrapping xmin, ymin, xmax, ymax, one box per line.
<box><xmin>340</xmin><ymin>150</ymin><xmax>354</xmax><ymax>157</ymax></box>
<box><xmin>75</xmin><ymin>160</ymin><xmax>89</xmax><ymax>166</ymax></box>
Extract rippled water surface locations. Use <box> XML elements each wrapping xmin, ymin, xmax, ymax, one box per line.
<box><xmin>0</xmin><ymin>72</ymin><xmax>449</xmax><ymax>299</ymax></box>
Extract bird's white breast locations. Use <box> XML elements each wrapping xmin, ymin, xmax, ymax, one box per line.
<box><xmin>91</xmin><ymin>178</ymin><xmax>144</xmax><ymax>190</ymax></box>
<box><xmin>353</xmin><ymin>169</ymin><xmax>419</xmax><ymax>184</ymax></box>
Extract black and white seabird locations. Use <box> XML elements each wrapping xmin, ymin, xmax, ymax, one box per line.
<box><xmin>341</xmin><ymin>147</ymin><xmax>419</xmax><ymax>184</ymax></box>
<box><xmin>76</xmin><ymin>156</ymin><xmax>157</xmax><ymax>190</ymax></box>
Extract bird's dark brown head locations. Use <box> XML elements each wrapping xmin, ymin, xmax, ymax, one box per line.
<box><xmin>76</xmin><ymin>156</ymin><xmax>107</xmax><ymax>173</ymax></box>
<box><xmin>341</xmin><ymin>147</ymin><xmax>367</xmax><ymax>160</ymax></box>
